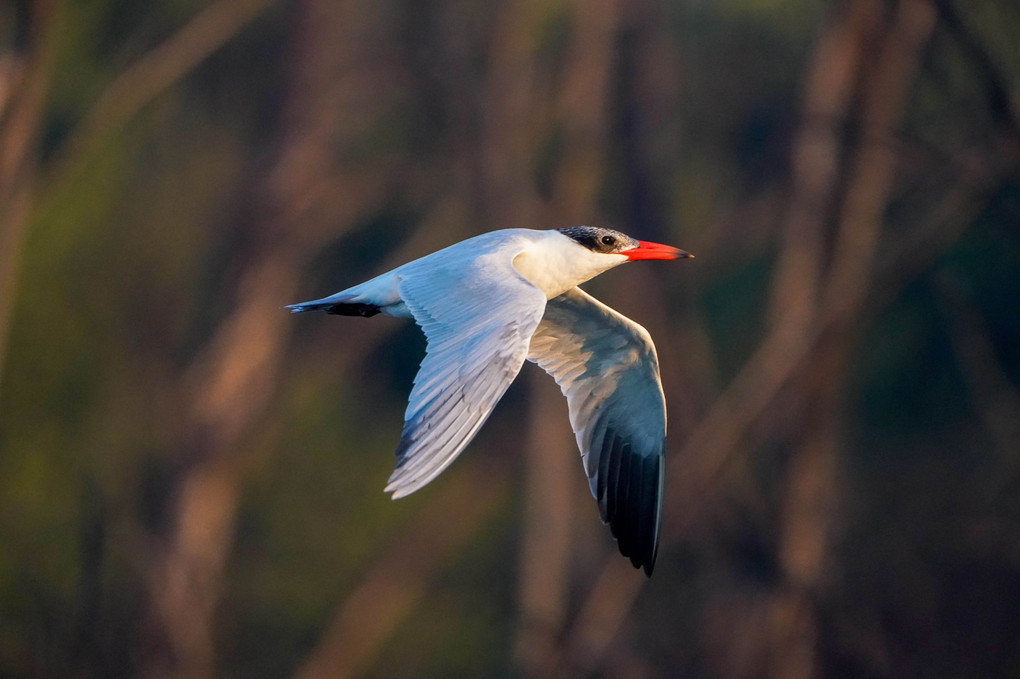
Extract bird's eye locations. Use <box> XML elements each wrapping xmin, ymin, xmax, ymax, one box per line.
<box><xmin>601</xmin><ymin>235</ymin><xmax>616</xmax><ymax>246</ymax></box>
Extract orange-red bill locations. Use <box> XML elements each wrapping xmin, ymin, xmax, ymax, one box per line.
<box><xmin>623</xmin><ymin>240</ymin><xmax>694</xmax><ymax>261</ymax></box>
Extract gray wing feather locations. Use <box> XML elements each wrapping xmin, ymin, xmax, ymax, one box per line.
<box><xmin>527</xmin><ymin>287</ymin><xmax>665</xmax><ymax>574</ymax></box>
<box><xmin>385</xmin><ymin>255</ymin><xmax>547</xmax><ymax>498</ymax></box>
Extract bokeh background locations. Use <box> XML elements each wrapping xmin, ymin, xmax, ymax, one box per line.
<box><xmin>2</xmin><ymin>0</ymin><xmax>1019</xmax><ymax>677</ymax></box>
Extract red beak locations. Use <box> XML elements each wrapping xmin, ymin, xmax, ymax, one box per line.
<box><xmin>623</xmin><ymin>240</ymin><xmax>694</xmax><ymax>261</ymax></box>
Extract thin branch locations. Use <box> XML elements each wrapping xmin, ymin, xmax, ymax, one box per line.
<box><xmin>768</xmin><ymin>0</ymin><xmax>882</xmax><ymax>339</ymax></box>
<box><xmin>932</xmin><ymin>0</ymin><xmax>1020</xmax><ymax>141</ymax></box>
<box><xmin>515</xmin><ymin>372</ymin><xmax>577</xmax><ymax>677</ymax></box>
<box><xmin>50</xmin><ymin>0</ymin><xmax>273</xmax><ymax>184</ymax></box>
<box><xmin>0</xmin><ymin>0</ymin><xmax>60</xmax><ymax>391</ymax></box>
<box><xmin>292</xmin><ymin>459</ymin><xmax>510</xmax><ymax>679</ymax></box>
<box><xmin>936</xmin><ymin>274</ymin><xmax>1020</xmax><ymax>485</ymax></box>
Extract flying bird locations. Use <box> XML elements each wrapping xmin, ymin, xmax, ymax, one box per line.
<box><xmin>287</xmin><ymin>226</ymin><xmax>692</xmax><ymax>574</ymax></box>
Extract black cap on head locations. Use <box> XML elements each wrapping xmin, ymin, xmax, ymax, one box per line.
<box><xmin>557</xmin><ymin>226</ymin><xmax>638</xmax><ymax>254</ymax></box>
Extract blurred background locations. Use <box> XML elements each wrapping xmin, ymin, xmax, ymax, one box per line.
<box><xmin>1</xmin><ymin>0</ymin><xmax>1019</xmax><ymax>677</ymax></box>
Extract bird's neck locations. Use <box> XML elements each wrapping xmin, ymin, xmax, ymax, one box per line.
<box><xmin>512</xmin><ymin>231</ymin><xmax>626</xmax><ymax>299</ymax></box>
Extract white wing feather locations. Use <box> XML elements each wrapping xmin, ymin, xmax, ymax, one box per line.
<box><xmin>385</xmin><ymin>250</ymin><xmax>547</xmax><ymax>497</ymax></box>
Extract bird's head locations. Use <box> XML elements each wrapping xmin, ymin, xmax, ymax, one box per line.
<box><xmin>556</xmin><ymin>226</ymin><xmax>693</xmax><ymax>261</ymax></box>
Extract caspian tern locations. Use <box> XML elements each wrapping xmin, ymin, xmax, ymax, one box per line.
<box><xmin>287</xmin><ymin>226</ymin><xmax>692</xmax><ymax>575</ymax></box>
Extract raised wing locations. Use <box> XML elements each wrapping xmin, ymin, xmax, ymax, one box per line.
<box><xmin>385</xmin><ymin>253</ymin><xmax>547</xmax><ymax>498</ymax></box>
<box><xmin>527</xmin><ymin>287</ymin><xmax>666</xmax><ymax>574</ymax></box>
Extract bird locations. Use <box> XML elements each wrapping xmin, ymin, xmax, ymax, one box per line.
<box><xmin>287</xmin><ymin>226</ymin><xmax>693</xmax><ymax>575</ymax></box>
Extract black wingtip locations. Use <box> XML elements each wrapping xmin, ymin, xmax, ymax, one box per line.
<box><xmin>284</xmin><ymin>300</ymin><xmax>382</xmax><ymax>317</ymax></box>
<box><xmin>641</xmin><ymin>534</ymin><xmax>659</xmax><ymax>576</ymax></box>
<box><xmin>599</xmin><ymin>431</ymin><xmax>662</xmax><ymax>577</ymax></box>
<box><xmin>325</xmin><ymin>301</ymin><xmax>382</xmax><ymax>317</ymax></box>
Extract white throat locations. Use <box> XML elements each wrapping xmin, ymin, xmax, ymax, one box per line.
<box><xmin>512</xmin><ymin>231</ymin><xmax>627</xmax><ymax>299</ymax></box>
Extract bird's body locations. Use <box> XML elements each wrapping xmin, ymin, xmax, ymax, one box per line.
<box><xmin>288</xmin><ymin>226</ymin><xmax>691</xmax><ymax>574</ymax></box>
